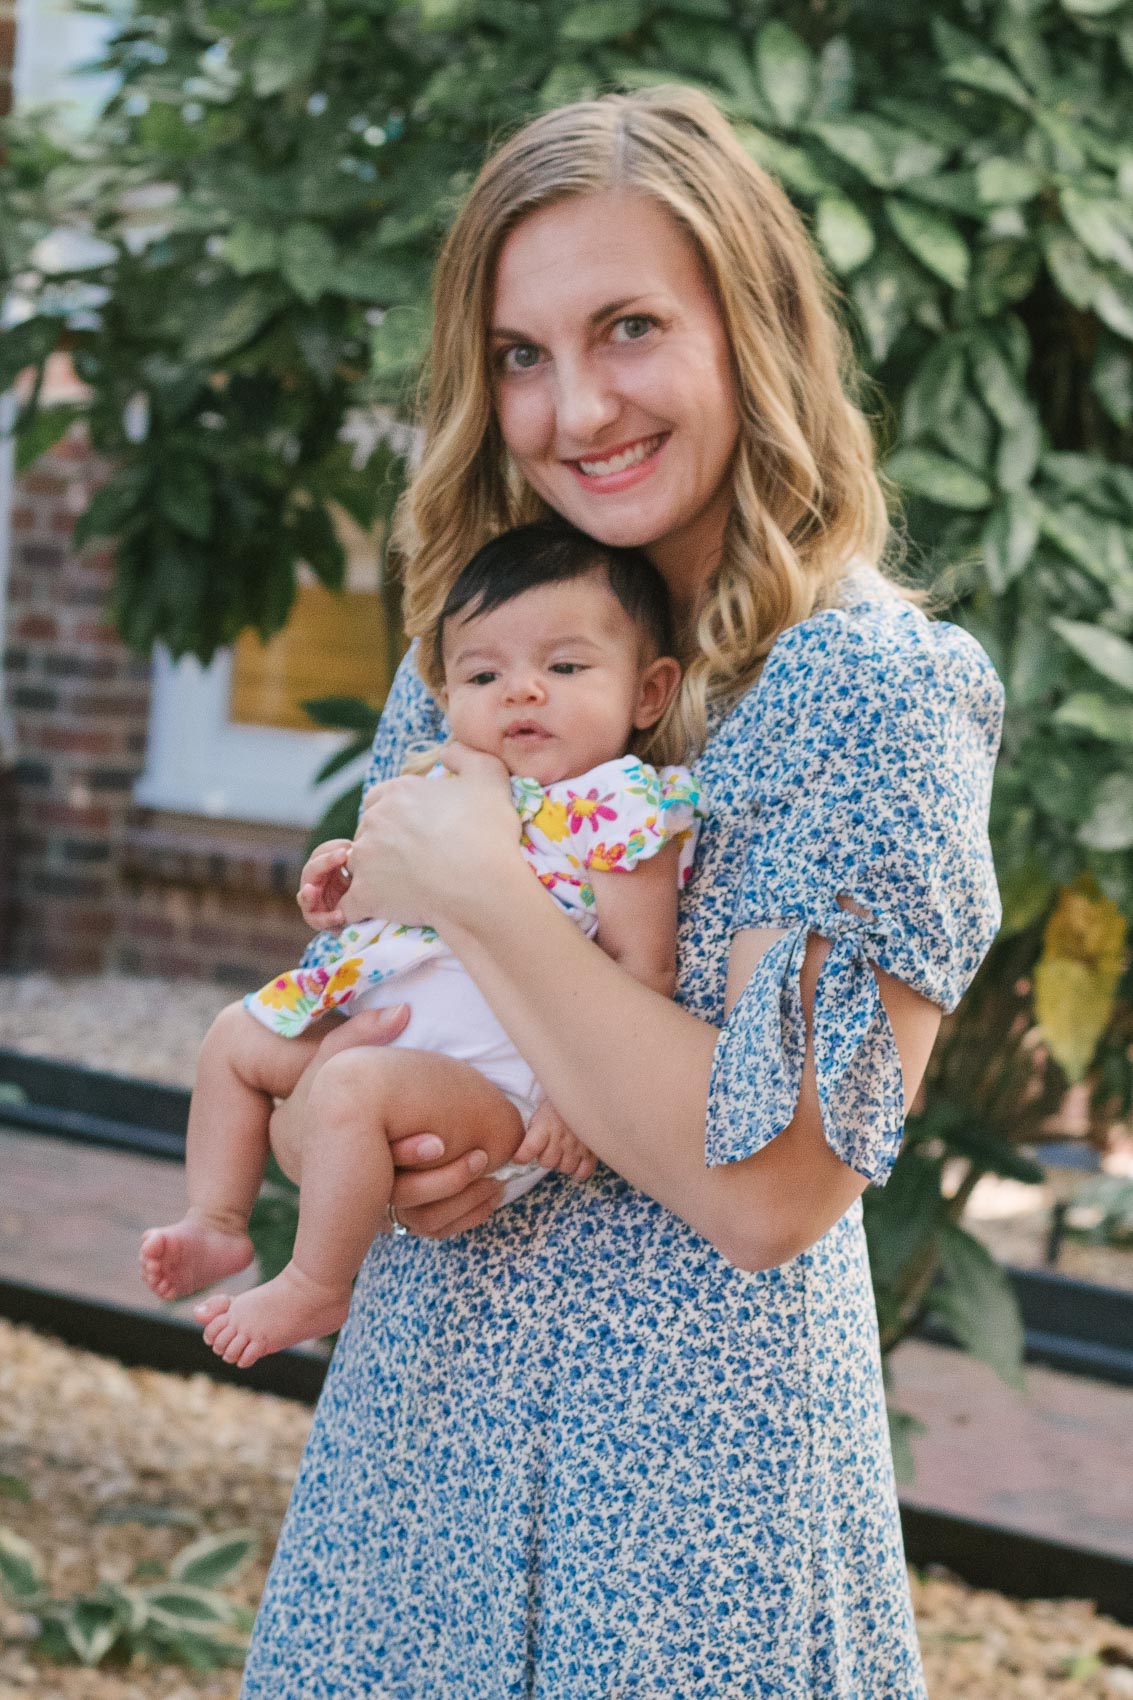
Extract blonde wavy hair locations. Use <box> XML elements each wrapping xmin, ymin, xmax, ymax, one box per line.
<box><xmin>392</xmin><ymin>83</ymin><xmax>894</xmax><ymax>764</ymax></box>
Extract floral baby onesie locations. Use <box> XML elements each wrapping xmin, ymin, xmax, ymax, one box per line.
<box><xmin>245</xmin><ymin>754</ymin><xmax>702</xmax><ymax>1040</ymax></box>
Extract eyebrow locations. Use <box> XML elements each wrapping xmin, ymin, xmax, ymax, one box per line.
<box><xmin>489</xmin><ymin>297</ymin><xmax>653</xmax><ymax>341</ymax></box>
<box><xmin>449</xmin><ymin>633</ymin><xmax>604</xmax><ymax>667</ymax></box>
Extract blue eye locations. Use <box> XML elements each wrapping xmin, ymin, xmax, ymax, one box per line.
<box><xmin>498</xmin><ymin>343</ymin><xmax>541</xmax><ymax>374</ymax></box>
<box><xmin>469</xmin><ymin>671</ymin><xmax>497</xmax><ymax>686</ymax></box>
<box><xmin>614</xmin><ymin>315</ymin><xmax>656</xmax><ymax>342</ymax></box>
<box><xmin>550</xmin><ymin>663</ymin><xmax>584</xmax><ymax>674</ymax></box>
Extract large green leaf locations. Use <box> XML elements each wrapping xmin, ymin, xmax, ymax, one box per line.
<box><xmin>182</xmin><ymin>285</ymin><xmax>284</xmax><ymax>363</ymax></box>
<box><xmin>1056</xmin><ymin>692</ymin><xmax>1133</xmax><ymax>745</ymax></box>
<box><xmin>884</xmin><ymin>199</ymin><xmax>970</xmax><ymax>290</ymax></box>
<box><xmin>811</xmin><ymin>117</ymin><xmax>945</xmax><ymax>189</ymax></box>
<box><xmin>170</xmin><ymin>1531</ymin><xmax>258</xmax><ymax>1590</ymax></box>
<box><xmin>930</xmin><ymin>1223</ymin><xmax>1025</xmax><ymax>1390</ymax></box>
<box><xmin>1052</xmin><ymin>619</ymin><xmax>1133</xmax><ymax>692</ymax></box>
<box><xmin>559</xmin><ymin>0</ymin><xmax>643</xmax><ymax>43</ymax></box>
<box><xmin>932</xmin><ymin>21</ymin><xmax>1033</xmax><ymax>109</ymax></box>
<box><xmin>250</xmin><ymin>16</ymin><xmax>324</xmax><ymax>98</ymax></box>
<box><xmin>814</xmin><ymin>195</ymin><xmax>875</xmax><ymax>274</ymax></box>
<box><xmin>0</xmin><ymin>1527</ymin><xmax>44</xmax><ymax>1604</ymax></box>
<box><xmin>981</xmin><ymin>490</ymin><xmax>1041</xmax><ymax>590</ymax></box>
<box><xmin>886</xmin><ymin>448</ymin><xmax>993</xmax><ymax>510</ymax></box>
<box><xmin>754</xmin><ymin>23</ymin><xmax>814</xmax><ymax>127</ymax></box>
<box><xmin>280</xmin><ymin>224</ymin><xmax>338</xmax><ymax>305</ymax></box>
<box><xmin>1078</xmin><ymin>774</ymin><xmax>1133</xmax><ymax>852</ymax></box>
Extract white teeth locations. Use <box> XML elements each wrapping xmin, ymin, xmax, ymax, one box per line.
<box><xmin>578</xmin><ymin>435</ymin><xmax>661</xmax><ymax>477</ymax></box>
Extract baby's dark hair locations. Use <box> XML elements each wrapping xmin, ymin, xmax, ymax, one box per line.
<box><xmin>433</xmin><ymin>521</ymin><xmax>675</xmax><ymax>677</ymax></box>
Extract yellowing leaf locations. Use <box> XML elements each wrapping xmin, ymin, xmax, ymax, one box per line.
<box><xmin>1033</xmin><ymin>876</ymin><xmax>1127</xmax><ymax>1081</ymax></box>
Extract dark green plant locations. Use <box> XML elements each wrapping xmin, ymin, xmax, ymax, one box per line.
<box><xmin>5</xmin><ymin>0</ymin><xmax>1133</xmax><ymax>1445</ymax></box>
<box><xmin>0</xmin><ymin>1525</ymin><xmax>257</xmax><ymax>1670</ymax></box>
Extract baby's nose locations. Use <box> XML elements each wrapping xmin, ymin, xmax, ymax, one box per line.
<box><xmin>503</xmin><ymin>672</ymin><xmax>545</xmax><ymax>703</ymax></box>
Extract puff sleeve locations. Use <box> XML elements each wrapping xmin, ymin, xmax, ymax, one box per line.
<box><xmin>704</xmin><ymin>599</ymin><xmax>1004</xmax><ymax>1186</ymax></box>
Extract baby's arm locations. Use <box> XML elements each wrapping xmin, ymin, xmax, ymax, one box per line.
<box><xmin>297</xmin><ymin>838</ymin><xmax>354</xmax><ymax>930</ymax></box>
<box><xmin>588</xmin><ymin>837</ymin><xmax>681</xmax><ymax>998</ymax></box>
<box><xmin>512</xmin><ymin>840</ymin><xmax>682</xmax><ymax>1178</ymax></box>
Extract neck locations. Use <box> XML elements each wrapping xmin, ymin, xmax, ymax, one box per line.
<box><xmin>645</xmin><ymin>495</ymin><xmax>731</xmax><ymax>638</ymax></box>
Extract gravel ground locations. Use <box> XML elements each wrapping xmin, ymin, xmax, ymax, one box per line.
<box><xmin>0</xmin><ymin>1320</ymin><xmax>1131</xmax><ymax>1699</ymax></box>
<box><xmin>3</xmin><ymin>971</ymin><xmax>1133</xmax><ymax>1694</ymax></box>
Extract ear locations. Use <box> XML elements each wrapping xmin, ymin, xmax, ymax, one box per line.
<box><xmin>632</xmin><ymin>655</ymin><xmax>682</xmax><ymax>731</ymax></box>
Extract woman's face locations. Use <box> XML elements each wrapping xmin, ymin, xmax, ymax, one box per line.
<box><xmin>489</xmin><ymin>190</ymin><xmax>741</xmax><ymax>610</ymax></box>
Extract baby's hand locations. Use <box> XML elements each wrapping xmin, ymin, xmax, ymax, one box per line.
<box><xmin>512</xmin><ymin>1099</ymin><xmax>597</xmax><ymax>1183</ymax></box>
<box><xmin>297</xmin><ymin>839</ymin><xmax>354</xmax><ymax>931</ymax></box>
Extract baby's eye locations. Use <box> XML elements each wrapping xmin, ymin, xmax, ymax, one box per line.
<box><xmin>468</xmin><ymin>671</ymin><xmax>498</xmax><ymax>686</ymax></box>
<box><xmin>496</xmin><ymin>343</ymin><xmax>542</xmax><ymax>375</ymax></box>
<box><xmin>612</xmin><ymin>314</ymin><xmax>656</xmax><ymax>343</ymax></box>
<box><xmin>550</xmin><ymin>662</ymin><xmax>585</xmax><ymax>675</ymax></box>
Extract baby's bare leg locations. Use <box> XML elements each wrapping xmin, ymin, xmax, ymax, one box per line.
<box><xmin>195</xmin><ymin>1048</ymin><xmax>524</xmax><ymax>1368</ymax></box>
<box><xmin>140</xmin><ymin>1003</ymin><xmax>321</xmax><ymax>1301</ymax></box>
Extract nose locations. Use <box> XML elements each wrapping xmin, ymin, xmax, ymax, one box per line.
<box><xmin>553</xmin><ymin>352</ymin><xmax>619</xmax><ymax>448</ymax></box>
<box><xmin>502</xmin><ymin>669</ymin><xmax>546</xmax><ymax>706</ymax></box>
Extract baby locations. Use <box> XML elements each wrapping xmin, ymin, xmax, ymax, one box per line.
<box><xmin>140</xmin><ymin>522</ymin><xmax>701</xmax><ymax>1367</ymax></box>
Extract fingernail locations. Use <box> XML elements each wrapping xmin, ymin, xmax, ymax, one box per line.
<box><xmin>468</xmin><ymin>1150</ymin><xmax>488</xmax><ymax>1175</ymax></box>
<box><xmin>417</xmin><ymin>1135</ymin><xmax>444</xmax><ymax>1158</ymax></box>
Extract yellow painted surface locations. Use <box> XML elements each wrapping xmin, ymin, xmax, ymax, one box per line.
<box><xmin>229</xmin><ymin>584</ymin><xmax>389</xmax><ymax>731</ymax></box>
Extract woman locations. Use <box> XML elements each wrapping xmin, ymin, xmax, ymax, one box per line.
<box><xmin>242</xmin><ymin>85</ymin><xmax>1002</xmax><ymax>1697</ymax></box>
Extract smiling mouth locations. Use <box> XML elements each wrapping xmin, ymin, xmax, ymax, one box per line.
<box><xmin>573</xmin><ymin>433</ymin><xmax>667</xmax><ymax>478</ymax></box>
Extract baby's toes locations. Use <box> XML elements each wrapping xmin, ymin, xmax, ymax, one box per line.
<box><xmin>194</xmin><ymin>1293</ymin><xmax>230</xmax><ymax>1328</ymax></box>
<box><xmin>222</xmin><ymin>1329</ymin><xmax>251</xmax><ymax>1366</ymax></box>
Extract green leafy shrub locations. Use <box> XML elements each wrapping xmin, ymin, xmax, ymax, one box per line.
<box><xmin>0</xmin><ymin>1525</ymin><xmax>258</xmax><ymax>1670</ymax></box>
<box><xmin>5</xmin><ymin>0</ymin><xmax>1133</xmax><ymax>1430</ymax></box>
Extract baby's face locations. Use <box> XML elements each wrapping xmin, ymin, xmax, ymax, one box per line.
<box><xmin>441</xmin><ymin>571</ymin><xmax>669</xmax><ymax>785</ymax></box>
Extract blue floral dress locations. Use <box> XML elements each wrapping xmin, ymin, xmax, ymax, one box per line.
<box><xmin>241</xmin><ymin>568</ymin><xmax>1003</xmax><ymax>1700</ymax></box>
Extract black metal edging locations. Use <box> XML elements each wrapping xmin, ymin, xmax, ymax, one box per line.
<box><xmin>899</xmin><ymin>1505</ymin><xmax>1133</xmax><ymax>1627</ymax></box>
<box><xmin>4</xmin><ymin>1046</ymin><xmax>1133</xmax><ymax>1382</ymax></box>
<box><xmin>1</xmin><ymin>1276</ymin><xmax>1131</xmax><ymax>1626</ymax></box>
<box><xmin>0</xmin><ymin>1278</ymin><xmax>328</xmax><ymax>1402</ymax></box>
<box><xmin>0</xmin><ymin>1047</ymin><xmax>190</xmax><ymax>1161</ymax></box>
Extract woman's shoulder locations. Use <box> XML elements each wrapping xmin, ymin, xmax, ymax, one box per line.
<box><xmin>364</xmin><ymin>642</ymin><xmax>446</xmax><ymax>788</ymax></box>
<box><xmin>763</xmin><ymin>561</ymin><xmax>1005</xmax><ymax>742</ymax></box>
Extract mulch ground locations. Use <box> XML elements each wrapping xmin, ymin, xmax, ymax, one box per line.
<box><xmin>1</xmin><ymin>1320</ymin><xmax>1132</xmax><ymax>1700</ymax></box>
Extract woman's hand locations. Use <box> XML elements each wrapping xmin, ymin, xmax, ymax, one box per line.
<box><xmin>342</xmin><ymin>742</ymin><xmax>518</xmax><ymax>929</ymax></box>
<box><xmin>268</xmin><ymin>1007</ymin><xmax>499</xmax><ymax>1213</ymax></box>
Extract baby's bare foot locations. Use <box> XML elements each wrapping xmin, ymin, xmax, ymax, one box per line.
<box><xmin>139</xmin><ymin>1214</ymin><xmax>254</xmax><ymax>1301</ymax></box>
<box><xmin>193</xmin><ymin>1264</ymin><xmax>351</xmax><ymax>1368</ymax></box>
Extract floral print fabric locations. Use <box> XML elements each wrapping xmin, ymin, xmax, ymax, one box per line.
<box><xmin>241</xmin><ymin>569</ymin><xmax>1003</xmax><ymax>1700</ymax></box>
<box><xmin>244</xmin><ymin>755</ymin><xmax>701</xmax><ymax>1037</ymax></box>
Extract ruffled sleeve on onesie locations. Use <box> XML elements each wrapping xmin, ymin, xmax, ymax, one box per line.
<box><xmin>704</xmin><ymin>591</ymin><xmax>1004</xmax><ymax>1187</ymax></box>
<box><xmin>514</xmin><ymin>755</ymin><xmax>703</xmax><ymax>919</ymax></box>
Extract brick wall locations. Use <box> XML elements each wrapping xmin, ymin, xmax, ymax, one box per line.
<box><xmin>0</xmin><ymin>0</ymin><xmax>14</xmax><ymax>122</ymax></box>
<box><xmin>2</xmin><ymin>427</ymin><xmax>312</xmax><ymax>983</ymax></box>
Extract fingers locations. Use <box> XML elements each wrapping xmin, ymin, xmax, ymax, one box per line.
<box><xmin>298</xmin><ymin>884</ymin><xmax>347</xmax><ymax>931</ymax></box>
<box><xmin>396</xmin><ymin>1177</ymin><xmax>506</xmax><ymax>1239</ymax></box>
<box><xmin>435</xmin><ymin>741</ymin><xmax>510</xmax><ymax>782</ymax></box>
<box><xmin>388</xmin><ymin>1133</ymin><xmax>446</xmax><ymax>1165</ymax></box>
<box><xmin>298</xmin><ymin>844</ymin><xmax>354</xmax><ymax>929</ymax></box>
<box><xmin>316</xmin><ymin>1004</ymin><xmax>410</xmax><ymax>1058</ymax></box>
<box><xmin>390</xmin><ymin>1148</ymin><xmax>490</xmax><ymax>1209</ymax></box>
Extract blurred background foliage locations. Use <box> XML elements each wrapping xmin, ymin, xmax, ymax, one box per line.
<box><xmin>3</xmin><ymin>0</ymin><xmax>1133</xmax><ymax>1440</ymax></box>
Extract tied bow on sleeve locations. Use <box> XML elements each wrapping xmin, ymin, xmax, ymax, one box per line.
<box><xmin>706</xmin><ymin>900</ymin><xmax>906</xmax><ymax>1185</ymax></box>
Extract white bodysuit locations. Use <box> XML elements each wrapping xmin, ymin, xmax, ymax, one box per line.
<box><xmin>245</xmin><ymin>755</ymin><xmax>702</xmax><ymax>1201</ymax></box>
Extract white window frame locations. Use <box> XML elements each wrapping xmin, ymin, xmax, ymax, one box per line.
<box><xmin>133</xmin><ymin>648</ymin><xmax>367</xmax><ymax>828</ymax></box>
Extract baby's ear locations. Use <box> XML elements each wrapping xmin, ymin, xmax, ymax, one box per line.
<box><xmin>633</xmin><ymin>655</ymin><xmax>682</xmax><ymax>730</ymax></box>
